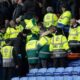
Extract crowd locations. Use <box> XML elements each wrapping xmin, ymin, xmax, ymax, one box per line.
<box><xmin>0</xmin><ymin>0</ymin><xmax>80</xmax><ymax>80</ymax></box>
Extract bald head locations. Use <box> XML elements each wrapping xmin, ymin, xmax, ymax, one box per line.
<box><xmin>71</xmin><ymin>18</ymin><xmax>76</xmax><ymax>22</ymax></box>
<box><xmin>10</xmin><ymin>20</ymin><xmax>16</xmax><ymax>27</ymax></box>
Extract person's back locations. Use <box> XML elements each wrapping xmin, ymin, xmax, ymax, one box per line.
<box><xmin>38</xmin><ymin>28</ymin><xmax>52</xmax><ymax>67</ymax></box>
<box><xmin>1</xmin><ymin>46</ymin><xmax>14</xmax><ymax>67</ymax></box>
<box><xmin>26</xmin><ymin>34</ymin><xmax>39</xmax><ymax>69</ymax></box>
<box><xmin>1</xmin><ymin>40</ymin><xmax>15</xmax><ymax>80</ymax></box>
<box><xmin>43</xmin><ymin>6</ymin><xmax>58</xmax><ymax>29</ymax></box>
<box><xmin>44</xmin><ymin>13</ymin><xmax>58</xmax><ymax>28</ymax></box>
<box><xmin>49</xmin><ymin>28</ymin><xmax>70</xmax><ymax>67</ymax></box>
<box><xmin>58</xmin><ymin>11</ymin><xmax>72</xmax><ymax>26</ymax></box>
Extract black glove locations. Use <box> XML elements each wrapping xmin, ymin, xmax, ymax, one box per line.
<box><xmin>46</xmin><ymin>34</ymin><xmax>53</xmax><ymax>38</ymax></box>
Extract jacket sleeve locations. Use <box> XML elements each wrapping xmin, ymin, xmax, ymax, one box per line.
<box><xmin>62</xmin><ymin>36</ymin><xmax>70</xmax><ymax>50</ymax></box>
<box><xmin>37</xmin><ymin>37</ymin><xmax>47</xmax><ymax>51</ymax></box>
<box><xmin>49</xmin><ymin>38</ymin><xmax>54</xmax><ymax>52</ymax></box>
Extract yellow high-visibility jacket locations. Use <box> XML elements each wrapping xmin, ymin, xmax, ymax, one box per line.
<box><xmin>1</xmin><ymin>46</ymin><xmax>13</xmax><ymax>59</ymax></box>
<box><xmin>58</xmin><ymin>11</ymin><xmax>72</xmax><ymax>25</ymax></box>
<box><xmin>43</xmin><ymin>13</ymin><xmax>58</xmax><ymax>28</ymax></box>
<box><xmin>5</xmin><ymin>25</ymin><xmax>23</xmax><ymax>39</ymax></box>
<box><xmin>50</xmin><ymin>34</ymin><xmax>69</xmax><ymax>51</ymax></box>
<box><xmin>24</xmin><ymin>19</ymin><xmax>40</xmax><ymax>34</ymax></box>
<box><xmin>68</xmin><ymin>26</ymin><xmax>80</xmax><ymax>41</ymax></box>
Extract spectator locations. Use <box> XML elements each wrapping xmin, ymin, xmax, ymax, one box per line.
<box><xmin>5</xmin><ymin>20</ymin><xmax>10</xmax><ymax>28</ymax></box>
<box><xmin>50</xmin><ymin>0</ymin><xmax>59</xmax><ymax>13</ymax></box>
<box><xmin>22</xmin><ymin>0</ymin><xmax>35</xmax><ymax>20</ymax></box>
<box><xmin>5</xmin><ymin>20</ymin><xmax>23</xmax><ymax>59</ymax></box>
<box><xmin>0</xmin><ymin>27</ymin><xmax>6</xmax><ymax>49</ymax></box>
<box><xmin>0</xmin><ymin>29</ymin><xmax>2</xmax><ymax>80</ymax></box>
<box><xmin>68</xmin><ymin>0</ymin><xmax>76</xmax><ymax>18</ymax></box>
<box><xmin>34</xmin><ymin>0</ymin><xmax>43</xmax><ymax>22</ymax></box>
<box><xmin>12</xmin><ymin>0</ymin><xmax>24</xmax><ymax>21</ymax></box>
<box><xmin>12</xmin><ymin>29</ymin><xmax>29</xmax><ymax>77</ymax></box>
<box><xmin>0</xmin><ymin>1</ymin><xmax>11</xmax><ymax>26</ymax></box>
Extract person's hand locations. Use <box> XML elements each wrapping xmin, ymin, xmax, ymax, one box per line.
<box><xmin>41</xmin><ymin>31</ymin><xmax>51</xmax><ymax>37</ymax></box>
<box><xmin>16</xmin><ymin>16</ymin><xmax>22</xmax><ymax>23</ymax></box>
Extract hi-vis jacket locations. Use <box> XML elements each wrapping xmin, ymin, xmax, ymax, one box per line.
<box><xmin>43</xmin><ymin>13</ymin><xmax>58</xmax><ymax>28</ymax></box>
<box><xmin>58</xmin><ymin>11</ymin><xmax>72</xmax><ymax>27</ymax></box>
<box><xmin>50</xmin><ymin>34</ymin><xmax>69</xmax><ymax>51</ymax></box>
<box><xmin>5</xmin><ymin>25</ymin><xmax>23</xmax><ymax>39</ymax></box>
<box><xmin>24</xmin><ymin>18</ymin><xmax>40</xmax><ymax>34</ymax></box>
<box><xmin>38</xmin><ymin>36</ymin><xmax>51</xmax><ymax>59</ymax></box>
<box><xmin>1</xmin><ymin>46</ymin><xmax>14</xmax><ymax>67</ymax></box>
<box><xmin>68</xmin><ymin>26</ymin><xmax>80</xmax><ymax>41</ymax></box>
<box><xmin>26</xmin><ymin>39</ymin><xmax>38</xmax><ymax>64</ymax></box>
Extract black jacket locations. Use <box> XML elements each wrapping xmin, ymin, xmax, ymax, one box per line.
<box><xmin>0</xmin><ymin>2</ymin><xmax>11</xmax><ymax>25</ymax></box>
<box><xmin>13</xmin><ymin>4</ymin><xmax>23</xmax><ymax>21</ymax></box>
<box><xmin>12</xmin><ymin>32</ymin><xmax>29</xmax><ymax>76</ymax></box>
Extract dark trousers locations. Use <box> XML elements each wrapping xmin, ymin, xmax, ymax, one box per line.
<box><xmin>62</xmin><ymin>26</ymin><xmax>69</xmax><ymax>38</ymax></box>
<box><xmin>52</xmin><ymin>57</ymin><xmax>66</xmax><ymax>68</ymax></box>
<box><xmin>0</xmin><ymin>67</ymin><xmax>2</xmax><ymax>80</ymax></box>
<box><xmin>2</xmin><ymin>67</ymin><xmax>16</xmax><ymax>80</ymax></box>
<box><xmin>29</xmin><ymin>63</ymin><xmax>39</xmax><ymax>69</ymax></box>
<box><xmin>10</xmin><ymin>38</ymin><xmax>29</xmax><ymax>76</ymax></box>
<box><xmin>16</xmin><ymin>57</ymin><xmax>29</xmax><ymax>77</ymax></box>
<box><xmin>39</xmin><ymin>58</ymin><xmax>50</xmax><ymax>68</ymax></box>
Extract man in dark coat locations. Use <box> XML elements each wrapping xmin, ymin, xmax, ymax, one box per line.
<box><xmin>13</xmin><ymin>29</ymin><xmax>30</xmax><ymax>77</ymax></box>
<box><xmin>12</xmin><ymin>0</ymin><xmax>25</xmax><ymax>21</ymax></box>
<box><xmin>0</xmin><ymin>1</ymin><xmax>11</xmax><ymax>26</ymax></box>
